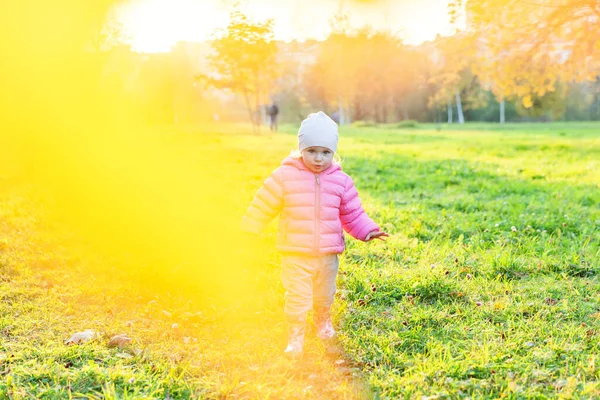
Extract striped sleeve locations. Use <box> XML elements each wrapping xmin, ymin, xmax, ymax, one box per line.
<box><xmin>240</xmin><ymin>168</ymin><xmax>284</xmax><ymax>234</ymax></box>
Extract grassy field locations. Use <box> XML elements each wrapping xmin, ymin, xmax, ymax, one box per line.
<box><xmin>1</xmin><ymin>122</ymin><xmax>599</xmax><ymax>398</ymax></box>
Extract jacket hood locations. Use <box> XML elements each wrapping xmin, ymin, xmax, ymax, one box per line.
<box><xmin>281</xmin><ymin>156</ymin><xmax>341</xmax><ymax>175</ymax></box>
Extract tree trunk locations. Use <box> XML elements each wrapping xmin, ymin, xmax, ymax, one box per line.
<box><xmin>455</xmin><ymin>91</ymin><xmax>464</xmax><ymax>124</ymax></box>
<box><xmin>345</xmin><ymin>103</ymin><xmax>352</xmax><ymax>124</ymax></box>
<box><xmin>353</xmin><ymin>100</ymin><xmax>363</xmax><ymax>122</ymax></box>
<box><xmin>500</xmin><ymin>99</ymin><xmax>505</xmax><ymax>124</ymax></box>
<box><xmin>447</xmin><ymin>100</ymin><xmax>453</xmax><ymax>124</ymax></box>
<box><xmin>590</xmin><ymin>84</ymin><xmax>600</xmax><ymax>121</ymax></box>
<box><xmin>254</xmin><ymin>72</ymin><xmax>261</xmax><ymax>134</ymax></box>
<box><xmin>564</xmin><ymin>84</ymin><xmax>570</xmax><ymax>122</ymax></box>
<box><xmin>338</xmin><ymin>99</ymin><xmax>345</xmax><ymax>125</ymax></box>
<box><xmin>243</xmin><ymin>89</ymin><xmax>257</xmax><ymax>135</ymax></box>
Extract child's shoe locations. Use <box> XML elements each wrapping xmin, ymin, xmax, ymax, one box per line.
<box><xmin>283</xmin><ymin>324</ymin><xmax>305</xmax><ymax>360</ymax></box>
<box><xmin>314</xmin><ymin>313</ymin><xmax>336</xmax><ymax>340</ymax></box>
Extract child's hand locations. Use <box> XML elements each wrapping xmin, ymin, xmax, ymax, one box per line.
<box><xmin>365</xmin><ymin>231</ymin><xmax>389</xmax><ymax>242</ymax></box>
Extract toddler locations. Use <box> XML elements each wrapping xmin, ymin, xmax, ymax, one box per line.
<box><xmin>241</xmin><ymin>111</ymin><xmax>388</xmax><ymax>359</ymax></box>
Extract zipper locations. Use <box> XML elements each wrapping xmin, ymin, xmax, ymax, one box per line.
<box><xmin>314</xmin><ymin>174</ymin><xmax>320</xmax><ymax>254</ymax></box>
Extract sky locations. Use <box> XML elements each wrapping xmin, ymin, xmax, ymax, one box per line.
<box><xmin>116</xmin><ymin>0</ymin><xmax>463</xmax><ymax>53</ymax></box>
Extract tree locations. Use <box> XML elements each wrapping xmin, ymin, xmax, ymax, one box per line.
<box><xmin>352</xmin><ymin>29</ymin><xmax>409</xmax><ymax>123</ymax></box>
<box><xmin>204</xmin><ymin>10</ymin><xmax>279</xmax><ymax>132</ymax></box>
<box><xmin>427</xmin><ymin>34</ymin><xmax>484</xmax><ymax>123</ymax></box>
<box><xmin>452</xmin><ymin>0</ymin><xmax>600</xmax><ymax>109</ymax></box>
<box><xmin>304</xmin><ymin>26</ymin><xmax>418</xmax><ymax>124</ymax></box>
<box><xmin>514</xmin><ymin>82</ymin><xmax>567</xmax><ymax>121</ymax></box>
<box><xmin>87</xmin><ymin>12</ymin><xmax>130</xmax><ymax>53</ymax></box>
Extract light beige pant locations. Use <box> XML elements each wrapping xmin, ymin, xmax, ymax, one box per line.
<box><xmin>281</xmin><ymin>254</ymin><xmax>339</xmax><ymax>324</ymax></box>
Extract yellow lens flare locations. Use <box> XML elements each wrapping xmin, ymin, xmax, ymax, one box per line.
<box><xmin>0</xmin><ymin>0</ymin><xmax>266</xmax><ymax>308</ymax></box>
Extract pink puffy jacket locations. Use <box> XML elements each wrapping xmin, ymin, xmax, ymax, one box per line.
<box><xmin>241</xmin><ymin>156</ymin><xmax>380</xmax><ymax>255</ymax></box>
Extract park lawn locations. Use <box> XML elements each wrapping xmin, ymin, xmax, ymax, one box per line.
<box><xmin>335</xmin><ymin>121</ymin><xmax>600</xmax><ymax>397</ymax></box>
<box><xmin>1</xmin><ymin>122</ymin><xmax>599</xmax><ymax>398</ymax></box>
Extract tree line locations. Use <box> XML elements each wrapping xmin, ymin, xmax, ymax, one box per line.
<box><xmin>97</xmin><ymin>1</ymin><xmax>600</xmax><ymax>127</ymax></box>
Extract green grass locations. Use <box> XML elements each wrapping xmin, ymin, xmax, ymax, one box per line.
<box><xmin>336</xmin><ymin>122</ymin><xmax>600</xmax><ymax>397</ymax></box>
<box><xmin>1</xmin><ymin>122</ymin><xmax>599</xmax><ymax>398</ymax></box>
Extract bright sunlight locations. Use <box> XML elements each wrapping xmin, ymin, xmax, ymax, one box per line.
<box><xmin>117</xmin><ymin>0</ymin><xmax>458</xmax><ymax>52</ymax></box>
<box><xmin>2</xmin><ymin>0</ymin><xmax>599</xmax><ymax>397</ymax></box>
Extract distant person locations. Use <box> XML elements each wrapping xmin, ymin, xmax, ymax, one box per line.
<box><xmin>268</xmin><ymin>102</ymin><xmax>279</xmax><ymax>132</ymax></box>
<box><xmin>330</xmin><ymin>110</ymin><xmax>340</xmax><ymax>124</ymax></box>
<box><xmin>241</xmin><ymin>111</ymin><xmax>389</xmax><ymax>360</ymax></box>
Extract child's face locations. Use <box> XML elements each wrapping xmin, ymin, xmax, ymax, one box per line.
<box><xmin>301</xmin><ymin>146</ymin><xmax>334</xmax><ymax>173</ymax></box>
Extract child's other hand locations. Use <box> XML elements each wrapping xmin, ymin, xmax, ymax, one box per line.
<box><xmin>365</xmin><ymin>231</ymin><xmax>389</xmax><ymax>242</ymax></box>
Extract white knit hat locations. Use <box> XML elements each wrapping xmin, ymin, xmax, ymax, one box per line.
<box><xmin>298</xmin><ymin>111</ymin><xmax>339</xmax><ymax>153</ymax></box>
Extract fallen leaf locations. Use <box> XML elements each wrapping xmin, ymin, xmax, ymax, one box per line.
<box><xmin>325</xmin><ymin>343</ymin><xmax>340</xmax><ymax>355</ymax></box>
<box><xmin>338</xmin><ymin>367</ymin><xmax>352</xmax><ymax>374</ymax></box>
<box><xmin>586</xmin><ymin>329</ymin><xmax>595</xmax><ymax>337</ymax></box>
<box><xmin>554</xmin><ymin>379</ymin><xmax>568</xmax><ymax>390</ymax></box>
<box><xmin>108</xmin><ymin>334</ymin><xmax>132</xmax><ymax>348</ymax></box>
<box><xmin>65</xmin><ymin>330</ymin><xmax>97</xmax><ymax>345</ymax></box>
